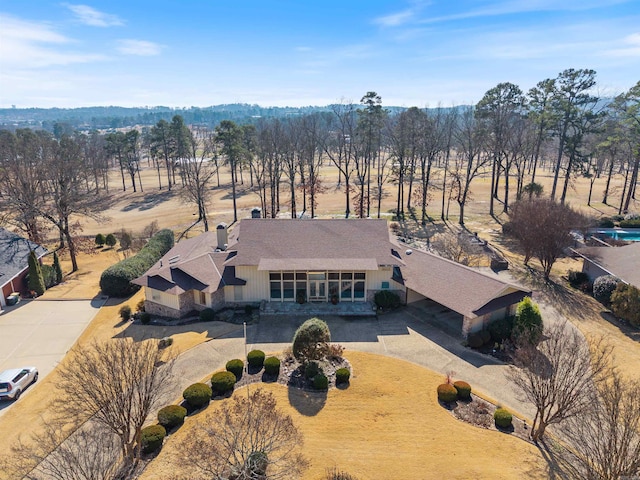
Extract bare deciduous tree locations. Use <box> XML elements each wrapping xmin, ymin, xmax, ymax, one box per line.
<box><xmin>53</xmin><ymin>339</ymin><xmax>174</xmax><ymax>469</ymax></box>
<box><xmin>560</xmin><ymin>371</ymin><xmax>640</xmax><ymax>480</ymax></box>
<box><xmin>3</xmin><ymin>420</ymin><xmax>123</xmax><ymax>480</ymax></box>
<box><xmin>430</xmin><ymin>231</ymin><xmax>484</xmax><ymax>266</ymax></box>
<box><xmin>508</xmin><ymin>320</ymin><xmax>612</xmax><ymax>442</ymax></box>
<box><xmin>175</xmin><ymin>388</ymin><xmax>308</xmax><ymax>479</ymax></box>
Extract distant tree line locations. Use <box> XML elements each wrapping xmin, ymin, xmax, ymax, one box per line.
<box><xmin>1</xmin><ymin>71</ymin><xmax>638</xmax><ymax>271</ymax></box>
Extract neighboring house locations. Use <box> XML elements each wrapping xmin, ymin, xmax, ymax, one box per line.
<box><xmin>0</xmin><ymin>228</ymin><xmax>47</xmax><ymax>307</ymax></box>
<box><xmin>576</xmin><ymin>242</ymin><xmax>640</xmax><ymax>289</ymax></box>
<box><xmin>133</xmin><ymin>219</ymin><xmax>530</xmax><ymax>336</ymax></box>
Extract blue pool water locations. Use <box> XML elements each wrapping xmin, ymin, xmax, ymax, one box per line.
<box><xmin>596</xmin><ymin>229</ymin><xmax>640</xmax><ymax>242</ymax></box>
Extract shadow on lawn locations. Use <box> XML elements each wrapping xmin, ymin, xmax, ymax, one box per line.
<box><xmin>121</xmin><ymin>191</ymin><xmax>175</xmax><ymax>212</ymax></box>
<box><xmin>287</xmin><ymin>386</ymin><xmax>327</xmax><ymax>417</ymax></box>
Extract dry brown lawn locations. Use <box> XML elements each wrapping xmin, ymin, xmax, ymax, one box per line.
<box><xmin>141</xmin><ymin>351</ymin><xmax>549</xmax><ymax>480</ymax></box>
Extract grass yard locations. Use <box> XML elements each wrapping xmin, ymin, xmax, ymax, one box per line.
<box><xmin>141</xmin><ymin>351</ymin><xmax>549</xmax><ymax>480</ymax></box>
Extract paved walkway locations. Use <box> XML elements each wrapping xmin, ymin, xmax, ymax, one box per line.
<box><xmin>162</xmin><ymin>304</ymin><xmax>539</xmax><ymax>420</ymax></box>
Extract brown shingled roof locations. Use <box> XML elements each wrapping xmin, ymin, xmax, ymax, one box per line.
<box><xmin>576</xmin><ymin>242</ymin><xmax>640</xmax><ymax>288</ymax></box>
<box><xmin>396</xmin><ymin>246</ymin><xmax>529</xmax><ymax>318</ymax></box>
<box><xmin>226</xmin><ymin>218</ymin><xmax>404</xmax><ymax>269</ymax></box>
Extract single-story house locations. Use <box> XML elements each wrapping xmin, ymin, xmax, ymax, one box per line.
<box><xmin>0</xmin><ymin>228</ymin><xmax>48</xmax><ymax>307</ymax></box>
<box><xmin>575</xmin><ymin>242</ymin><xmax>640</xmax><ymax>289</ymax></box>
<box><xmin>133</xmin><ymin>219</ymin><xmax>530</xmax><ymax>336</ymax></box>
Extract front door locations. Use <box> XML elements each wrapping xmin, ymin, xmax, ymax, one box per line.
<box><xmin>308</xmin><ymin>272</ymin><xmax>326</xmax><ymax>301</ymax></box>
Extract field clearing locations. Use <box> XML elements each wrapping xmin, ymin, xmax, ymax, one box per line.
<box><xmin>141</xmin><ymin>351</ymin><xmax>549</xmax><ymax>480</ymax></box>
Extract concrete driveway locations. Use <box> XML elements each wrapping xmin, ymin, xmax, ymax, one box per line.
<box><xmin>0</xmin><ymin>298</ymin><xmax>105</xmax><ymax>413</ymax></box>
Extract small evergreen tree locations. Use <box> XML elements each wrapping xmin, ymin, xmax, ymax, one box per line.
<box><xmin>52</xmin><ymin>251</ymin><xmax>63</xmax><ymax>284</ymax></box>
<box><xmin>292</xmin><ymin>318</ymin><xmax>331</xmax><ymax>364</ymax></box>
<box><xmin>610</xmin><ymin>283</ymin><xmax>640</xmax><ymax>327</ymax></box>
<box><xmin>105</xmin><ymin>233</ymin><xmax>117</xmax><ymax>249</ymax></box>
<box><xmin>512</xmin><ymin>297</ymin><xmax>543</xmax><ymax>345</ymax></box>
<box><xmin>27</xmin><ymin>250</ymin><xmax>46</xmax><ymax>296</ymax></box>
<box><xmin>95</xmin><ymin>233</ymin><xmax>106</xmax><ymax>247</ymax></box>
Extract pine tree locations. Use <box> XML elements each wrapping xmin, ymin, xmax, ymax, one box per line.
<box><xmin>28</xmin><ymin>250</ymin><xmax>46</xmax><ymax>296</ymax></box>
<box><xmin>52</xmin><ymin>251</ymin><xmax>63</xmax><ymax>284</ymax></box>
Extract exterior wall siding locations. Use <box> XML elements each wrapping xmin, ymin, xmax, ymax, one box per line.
<box><xmin>582</xmin><ymin>259</ymin><xmax>609</xmax><ymax>282</ymax></box>
<box><xmin>234</xmin><ymin>266</ymin><xmax>269</xmax><ymax>302</ymax></box>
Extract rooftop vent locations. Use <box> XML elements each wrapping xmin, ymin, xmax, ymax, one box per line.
<box><xmin>168</xmin><ymin>255</ymin><xmax>180</xmax><ymax>264</ymax></box>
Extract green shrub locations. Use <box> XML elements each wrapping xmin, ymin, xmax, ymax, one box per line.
<box><xmin>27</xmin><ymin>250</ymin><xmax>45</xmax><ymax>296</ymax></box>
<box><xmin>292</xmin><ymin>318</ymin><xmax>331</xmax><ymax>363</ymax></box>
<box><xmin>119</xmin><ymin>305</ymin><xmax>132</xmax><ymax>321</ymax></box>
<box><xmin>488</xmin><ymin>316</ymin><xmax>514</xmax><ymax>343</ymax></box>
<box><xmin>467</xmin><ymin>332</ymin><xmax>484</xmax><ymax>349</ymax></box>
<box><xmin>41</xmin><ymin>264</ymin><xmax>57</xmax><ymax>289</ymax></box>
<box><xmin>264</xmin><ymin>356</ymin><xmax>280</xmax><ymax>376</ymax></box>
<box><xmin>494</xmin><ymin>408</ymin><xmax>513</xmax><ymax>428</ymax></box>
<box><xmin>304</xmin><ymin>361</ymin><xmax>322</xmax><ymax>379</ymax></box>
<box><xmin>95</xmin><ymin>233</ymin><xmax>106</xmax><ymax>247</ymax></box>
<box><xmin>105</xmin><ymin>233</ymin><xmax>117</xmax><ymax>248</ymax></box>
<box><xmin>619</xmin><ymin>218</ymin><xmax>640</xmax><ymax>228</ymax></box>
<box><xmin>140</xmin><ymin>424</ymin><xmax>166</xmax><ymax>454</ymax></box>
<box><xmin>52</xmin><ymin>252</ymin><xmax>63</xmax><ymax>284</ymax></box>
<box><xmin>480</xmin><ymin>329</ymin><xmax>491</xmax><ymax>345</ymax></box>
<box><xmin>199</xmin><ymin>307</ymin><xmax>215</xmax><ymax>322</ymax></box>
<box><xmin>568</xmin><ymin>270</ymin><xmax>589</xmax><ymax>287</ymax></box>
<box><xmin>593</xmin><ymin>275</ymin><xmax>620</xmax><ymax>305</ymax></box>
<box><xmin>610</xmin><ymin>283</ymin><xmax>640</xmax><ymax>327</ymax></box>
<box><xmin>157</xmin><ymin>405</ymin><xmax>187</xmax><ymax>429</ymax></box>
<box><xmin>139</xmin><ymin>312</ymin><xmax>151</xmax><ymax>324</ymax></box>
<box><xmin>512</xmin><ymin>297</ymin><xmax>543</xmax><ymax>346</ymax></box>
<box><xmin>183</xmin><ymin>383</ymin><xmax>212</xmax><ymax>408</ymax></box>
<box><xmin>313</xmin><ymin>373</ymin><xmax>329</xmax><ymax>390</ymax></box>
<box><xmin>244</xmin><ymin>304</ymin><xmax>254</xmax><ymax>315</ymax></box>
<box><xmin>437</xmin><ymin>383</ymin><xmax>458</xmax><ymax>403</ymax></box>
<box><xmin>158</xmin><ymin>336</ymin><xmax>173</xmax><ymax>348</ymax></box>
<box><xmin>453</xmin><ymin>380</ymin><xmax>472</xmax><ymax>400</ymax></box>
<box><xmin>99</xmin><ymin>229</ymin><xmax>174</xmax><ymax>297</ymax></box>
<box><xmin>225</xmin><ymin>359</ymin><xmax>244</xmax><ymax>380</ymax></box>
<box><xmin>136</xmin><ymin>299</ymin><xmax>146</xmax><ymax>312</ymax></box>
<box><xmin>374</xmin><ymin>290</ymin><xmax>401</xmax><ymax>309</ymax></box>
<box><xmin>598</xmin><ymin>217</ymin><xmax>615</xmax><ymax>228</ymax></box>
<box><xmin>119</xmin><ymin>229</ymin><xmax>133</xmax><ymax>250</ymax></box>
<box><xmin>211</xmin><ymin>371</ymin><xmax>236</xmax><ymax>395</ymax></box>
<box><xmin>335</xmin><ymin>367</ymin><xmax>350</xmax><ymax>384</ymax></box>
<box><xmin>247</xmin><ymin>349</ymin><xmax>265</xmax><ymax>368</ymax></box>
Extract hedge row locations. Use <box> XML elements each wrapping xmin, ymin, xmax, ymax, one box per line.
<box><xmin>99</xmin><ymin>229</ymin><xmax>174</xmax><ymax>297</ymax></box>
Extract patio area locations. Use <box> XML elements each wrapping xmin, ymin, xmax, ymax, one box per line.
<box><xmin>260</xmin><ymin>300</ymin><xmax>377</xmax><ymax>317</ymax></box>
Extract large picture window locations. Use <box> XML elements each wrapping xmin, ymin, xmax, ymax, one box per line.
<box><xmin>268</xmin><ymin>270</ymin><xmax>366</xmax><ymax>302</ymax></box>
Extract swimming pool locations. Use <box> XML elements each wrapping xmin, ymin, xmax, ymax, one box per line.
<box><xmin>595</xmin><ymin>228</ymin><xmax>640</xmax><ymax>242</ymax></box>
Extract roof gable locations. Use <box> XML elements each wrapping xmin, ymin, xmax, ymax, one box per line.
<box><xmin>577</xmin><ymin>242</ymin><xmax>640</xmax><ymax>288</ymax></box>
<box><xmin>0</xmin><ymin>228</ymin><xmax>47</xmax><ymax>286</ymax></box>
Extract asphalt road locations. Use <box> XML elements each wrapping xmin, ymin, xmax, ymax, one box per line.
<box><xmin>0</xmin><ymin>298</ymin><xmax>105</xmax><ymax>414</ymax></box>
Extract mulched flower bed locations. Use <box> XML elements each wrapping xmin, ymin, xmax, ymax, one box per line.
<box><xmin>232</xmin><ymin>351</ymin><xmax>351</xmax><ymax>392</ymax></box>
<box><xmin>446</xmin><ymin>394</ymin><xmax>531</xmax><ymax>443</ymax></box>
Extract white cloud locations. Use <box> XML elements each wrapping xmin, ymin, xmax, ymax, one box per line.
<box><xmin>63</xmin><ymin>4</ymin><xmax>124</xmax><ymax>27</ymax></box>
<box><xmin>605</xmin><ymin>32</ymin><xmax>640</xmax><ymax>57</ymax></box>
<box><xmin>116</xmin><ymin>39</ymin><xmax>163</xmax><ymax>56</ymax></box>
<box><xmin>0</xmin><ymin>13</ymin><xmax>106</xmax><ymax>68</ymax></box>
<box><xmin>374</xmin><ymin>9</ymin><xmax>416</xmax><ymax>27</ymax></box>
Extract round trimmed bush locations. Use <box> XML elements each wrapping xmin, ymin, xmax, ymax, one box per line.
<box><xmin>264</xmin><ymin>356</ymin><xmax>280</xmax><ymax>376</ymax></box>
<box><xmin>335</xmin><ymin>367</ymin><xmax>350</xmax><ymax>384</ymax></box>
<box><xmin>157</xmin><ymin>405</ymin><xmax>187</xmax><ymax>429</ymax></box>
<box><xmin>95</xmin><ymin>233</ymin><xmax>106</xmax><ymax>247</ymax></box>
<box><xmin>304</xmin><ymin>361</ymin><xmax>322</xmax><ymax>380</ymax></box>
<box><xmin>374</xmin><ymin>290</ymin><xmax>401</xmax><ymax>309</ymax></box>
<box><xmin>453</xmin><ymin>380</ymin><xmax>472</xmax><ymax>400</ymax></box>
<box><xmin>247</xmin><ymin>349</ymin><xmax>266</xmax><ymax>368</ymax></box>
<box><xmin>494</xmin><ymin>408</ymin><xmax>513</xmax><ymax>428</ymax></box>
<box><xmin>211</xmin><ymin>371</ymin><xmax>236</xmax><ymax>395</ymax></box>
<box><xmin>488</xmin><ymin>316</ymin><xmax>514</xmax><ymax>343</ymax></box>
<box><xmin>313</xmin><ymin>373</ymin><xmax>329</xmax><ymax>390</ymax></box>
<box><xmin>437</xmin><ymin>383</ymin><xmax>458</xmax><ymax>403</ymax></box>
<box><xmin>226</xmin><ymin>359</ymin><xmax>244</xmax><ymax>380</ymax></box>
<box><xmin>593</xmin><ymin>275</ymin><xmax>620</xmax><ymax>305</ymax></box>
<box><xmin>139</xmin><ymin>312</ymin><xmax>151</xmax><ymax>324</ymax></box>
<box><xmin>183</xmin><ymin>383</ymin><xmax>212</xmax><ymax>408</ymax></box>
<box><xmin>140</xmin><ymin>424</ymin><xmax>166</xmax><ymax>454</ymax></box>
<box><xmin>199</xmin><ymin>308</ymin><xmax>215</xmax><ymax>322</ymax></box>
<box><xmin>292</xmin><ymin>318</ymin><xmax>331</xmax><ymax>363</ymax></box>
<box><xmin>467</xmin><ymin>332</ymin><xmax>484</xmax><ymax>349</ymax></box>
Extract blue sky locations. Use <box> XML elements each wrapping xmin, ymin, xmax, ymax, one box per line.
<box><xmin>1</xmin><ymin>1</ymin><xmax>638</xmax><ymax>108</ymax></box>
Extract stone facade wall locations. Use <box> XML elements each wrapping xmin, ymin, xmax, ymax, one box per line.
<box><xmin>145</xmin><ymin>300</ymin><xmax>181</xmax><ymax>318</ymax></box>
